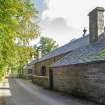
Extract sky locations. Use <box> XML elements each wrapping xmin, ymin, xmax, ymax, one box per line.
<box><xmin>33</xmin><ymin>0</ymin><xmax>105</xmax><ymax>46</ymax></box>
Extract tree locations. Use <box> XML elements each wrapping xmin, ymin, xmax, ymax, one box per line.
<box><xmin>34</xmin><ymin>37</ymin><xmax>58</xmax><ymax>57</ymax></box>
<box><xmin>0</xmin><ymin>0</ymin><xmax>39</xmax><ymax>79</ymax></box>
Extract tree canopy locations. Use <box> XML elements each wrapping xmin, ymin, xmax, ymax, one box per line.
<box><xmin>34</xmin><ymin>37</ymin><xmax>58</xmax><ymax>57</ymax></box>
<box><xmin>0</xmin><ymin>0</ymin><xmax>39</xmax><ymax>79</ymax></box>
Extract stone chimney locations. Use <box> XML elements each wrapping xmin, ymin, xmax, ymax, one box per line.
<box><xmin>88</xmin><ymin>7</ymin><xmax>105</xmax><ymax>43</ymax></box>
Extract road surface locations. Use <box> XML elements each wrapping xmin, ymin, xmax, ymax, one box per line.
<box><xmin>0</xmin><ymin>78</ymin><xmax>100</xmax><ymax>105</ymax></box>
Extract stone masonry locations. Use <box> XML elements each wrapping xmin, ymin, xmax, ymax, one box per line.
<box><xmin>52</xmin><ymin>62</ymin><xmax>105</xmax><ymax>104</ymax></box>
<box><xmin>89</xmin><ymin>7</ymin><xmax>105</xmax><ymax>43</ymax></box>
<box><xmin>32</xmin><ymin>53</ymin><xmax>67</xmax><ymax>87</ymax></box>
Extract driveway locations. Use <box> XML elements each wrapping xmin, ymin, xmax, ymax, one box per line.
<box><xmin>0</xmin><ymin>78</ymin><xmax>99</xmax><ymax>105</ymax></box>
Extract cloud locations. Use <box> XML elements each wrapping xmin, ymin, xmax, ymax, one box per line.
<box><xmin>32</xmin><ymin>0</ymin><xmax>105</xmax><ymax>46</ymax></box>
<box><xmin>41</xmin><ymin>0</ymin><xmax>105</xmax><ymax>28</ymax></box>
<box><xmin>43</xmin><ymin>0</ymin><xmax>49</xmax><ymax>10</ymax></box>
<box><xmin>40</xmin><ymin>17</ymin><xmax>81</xmax><ymax>46</ymax></box>
<box><xmin>39</xmin><ymin>0</ymin><xmax>83</xmax><ymax>45</ymax></box>
<box><xmin>39</xmin><ymin>0</ymin><xmax>105</xmax><ymax>46</ymax></box>
<box><xmin>41</xmin><ymin>17</ymin><xmax>77</xmax><ymax>34</ymax></box>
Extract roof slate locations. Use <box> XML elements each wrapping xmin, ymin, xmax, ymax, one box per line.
<box><xmin>37</xmin><ymin>35</ymin><xmax>89</xmax><ymax>62</ymax></box>
<box><xmin>28</xmin><ymin>59</ymin><xmax>37</xmax><ymax>65</ymax></box>
<box><xmin>51</xmin><ymin>36</ymin><xmax>105</xmax><ymax>67</ymax></box>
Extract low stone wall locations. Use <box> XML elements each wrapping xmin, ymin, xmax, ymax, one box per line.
<box><xmin>52</xmin><ymin>67</ymin><xmax>78</xmax><ymax>93</ymax></box>
<box><xmin>32</xmin><ymin>75</ymin><xmax>49</xmax><ymax>88</ymax></box>
<box><xmin>52</xmin><ymin>62</ymin><xmax>105</xmax><ymax>104</ymax></box>
<box><xmin>23</xmin><ymin>74</ymin><xmax>32</xmax><ymax>80</ymax></box>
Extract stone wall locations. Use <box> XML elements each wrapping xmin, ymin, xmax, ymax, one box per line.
<box><xmin>52</xmin><ymin>62</ymin><xmax>105</xmax><ymax>104</ymax></box>
<box><xmin>34</xmin><ymin>53</ymin><xmax>67</xmax><ymax>76</ymax></box>
<box><xmin>34</xmin><ymin>58</ymin><xmax>54</xmax><ymax>75</ymax></box>
<box><xmin>23</xmin><ymin>64</ymin><xmax>35</xmax><ymax>79</ymax></box>
<box><xmin>32</xmin><ymin>53</ymin><xmax>68</xmax><ymax>88</ymax></box>
<box><xmin>89</xmin><ymin>7</ymin><xmax>105</xmax><ymax>43</ymax></box>
<box><xmin>32</xmin><ymin>75</ymin><xmax>49</xmax><ymax>88</ymax></box>
<box><xmin>52</xmin><ymin>66</ymin><xmax>78</xmax><ymax>93</ymax></box>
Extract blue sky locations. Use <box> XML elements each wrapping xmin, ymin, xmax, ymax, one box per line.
<box><xmin>33</xmin><ymin>0</ymin><xmax>43</xmax><ymax>16</ymax></box>
<box><xmin>32</xmin><ymin>0</ymin><xmax>105</xmax><ymax>46</ymax></box>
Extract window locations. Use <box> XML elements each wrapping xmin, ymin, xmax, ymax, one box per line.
<box><xmin>41</xmin><ymin>66</ymin><xmax>46</xmax><ymax>76</ymax></box>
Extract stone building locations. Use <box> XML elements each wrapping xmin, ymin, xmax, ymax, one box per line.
<box><xmin>23</xmin><ymin>60</ymin><xmax>35</xmax><ymax>79</ymax></box>
<box><xmin>50</xmin><ymin>7</ymin><xmax>105</xmax><ymax>104</ymax></box>
<box><xmin>31</xmin><ymin>7</ymin><xmax>105</xmax><ymax>104</ymax></box>
<box><xmin>32</xmin><ymin>30</ymin><xmax>89</xmax><ymax>87</ymax></box>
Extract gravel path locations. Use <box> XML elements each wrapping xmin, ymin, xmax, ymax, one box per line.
<box><xmin>1</xmin><ymin>78</ymin><xmax>100</xmax><ymax>105</ymax></box>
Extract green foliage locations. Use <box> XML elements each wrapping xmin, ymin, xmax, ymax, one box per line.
<box><xmin>99</xmin><ymin>49</ymin><xmax>105</xmax><ymax>57</ymax></box>
<box><xmin>34</xmin><ymin>36</ymin><xmax>59</xmax><ymax>56</ymax></box>
<box><xmin>0</xmin><ymin>0</ymin><xmax>39</xmax><ymax>79</ymax></box>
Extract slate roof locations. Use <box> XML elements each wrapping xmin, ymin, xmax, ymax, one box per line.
<box><xmin>51</xmin><ymin>36</ymin><xmax>105</xmax><ymax>67</ymax></box>
<box><xmin>23</xmin><ymin>59</ymin><xmax>36</xmax><ymax>69</ymax></box>
<box><xmin>28</xmin><ymin>59</ymin><xmax>37</xmax><ymax>65</ymax></box>
<box><xmin>36</xmin><ymin>35</ymin><xmax>89</xmax><ymax>62</ymax></box>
